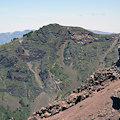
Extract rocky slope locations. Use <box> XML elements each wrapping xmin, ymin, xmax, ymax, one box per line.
<box><xmin>28</xmin><ymin>60</ymin><xmax>120</xmax><ymax>120</ymax></box>
<box><xmin>40</xmin><ymin>79</ymin><xmax>120</xmax><ymax>120</ymax></box>
<box><xmin>0</xmin><ymin>24</ymin><xmax>120</xmax><ymax>119</ymax></box>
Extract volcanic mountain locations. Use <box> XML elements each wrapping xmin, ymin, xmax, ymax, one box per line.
<box><xmin>0</xmin><ymin>24</ymin><xmax>119</xmax><ymax>119</ymax></box>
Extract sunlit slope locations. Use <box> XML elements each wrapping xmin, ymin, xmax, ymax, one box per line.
<box><xmin>0</xmin><ymin>24</ymin><xmax>119</xmax><ymax>119</ymax></box>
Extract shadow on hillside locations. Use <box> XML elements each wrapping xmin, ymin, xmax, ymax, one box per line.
<box><xmin>111</xmin><ymin>96</ymin><xmax>120</xmax><ymax>110</ymax></box>
<box><xmin>116</xmin><ymin>59</ymin><xmax>120</xmax><ymax>67</ymax></box>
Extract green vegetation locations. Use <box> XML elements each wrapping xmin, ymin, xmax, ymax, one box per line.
<box><xmin>0</xmin><ymin>24</ymin><xmax>119</xmax><ymax>119</ymax></box>
<box><xmin>23</xmin><ymin>31</ymin><xmax>33</xmax><ymax>37</ymax></box>
<box><xmin>0</xmin><ymin>105</ymin><xmax>29</xmax><ymax>120</ymax></box>
<box><xmin>11</xmin><ymin>38</ymin><xmax>19</xmax><ymax>41</ymax></box>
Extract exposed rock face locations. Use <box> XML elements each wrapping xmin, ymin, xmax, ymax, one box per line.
<box><xmin>28</xmin><ymin>64</ymin><xmax>119</xmax><ymax>120</ymax></box>
<box><xmin>111</xmin><ymin>88</ymin><xmax>120</xmax><ymax>110</ymax></box>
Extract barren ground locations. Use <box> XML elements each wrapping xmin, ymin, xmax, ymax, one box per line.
<box><xmin>42</xmin><ymin>79</ymin><xmax>120</xmax><ymax>120</ymax></box>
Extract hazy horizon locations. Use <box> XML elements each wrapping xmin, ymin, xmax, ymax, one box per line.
<box><xmin>0</xmin><ymin>25</ymin><xmax>116</xmax><ymax>34</ymax></box>
<box><xmin>0</xmin><ymin>0</ymin><xmax>120</xmax><ymax>33</ymax></box>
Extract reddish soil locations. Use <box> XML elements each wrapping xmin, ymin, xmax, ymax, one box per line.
<box><xmin>43</xmin><ymin>79</ymin><xmax>120</xmax><ymax>120</ymax></box>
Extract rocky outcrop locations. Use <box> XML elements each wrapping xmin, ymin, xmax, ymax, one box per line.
<box><xmin>28</xmin><ymin>65</ymin><xmax>119</xmax><ymax>120</ymax></box>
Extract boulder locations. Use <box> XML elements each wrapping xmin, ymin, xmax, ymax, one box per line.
<box><xmin>111</xmin><ymin>88</ymin><xmax>120</xmax><ymax>110</ymax></box>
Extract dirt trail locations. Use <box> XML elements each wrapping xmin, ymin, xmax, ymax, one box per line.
<box><xmin>103</xmin><ymin>38</ymin><xmax>118</xmax><ymax>60</ymax></box>
<box><xmin>59</xmin><ymin>41</ymin><xmax>78</xmax><ymax>90</ymax></box>
<box><xmin>58</xmin><ymin>41</ymin><xmax>67</xmax><ymax>64</ymax></box>
<box><xmin>19</xmin><ymin>38</ymin><xmax>30</xmax><ymax>56</ymax></box>
<box><xmin>0</xmin><ymin>77</ymin><xmax>6</xmax><ymax>89</ymax></box>
<box><xmin>99</xmin><ymin>38</ymin><xmax>119</xmax><ymax>69</ymax></box>
<box><xmin>61</xmin><ymin>42</ymin><xmax>67</xmax><ymax>63</ymax></box>
<box><xmin>27</xmin><ymin>62</ymin><xmax>43</xmax><ymax>88</ymax></box>
<box><xmin>19</xmin><ymin>38</ymin><xmax>43</xmax><ymax>88</ymax></box>
<box><xmin>19</xmin><ymin>38</ymin><xmax>23</xmax><ymax>43</ymax></box>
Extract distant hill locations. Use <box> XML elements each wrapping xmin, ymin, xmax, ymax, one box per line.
<box><xmin>0</xmin><ymin>30</ymin><xmax>34</xmax><ymax>45</ymax></box>
<box><xmin>89</xmin><ymin>29</ymin><xmax>115</xmax><ymax>34</ymax></box>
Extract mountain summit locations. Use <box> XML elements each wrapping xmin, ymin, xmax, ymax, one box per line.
<box><xmin>0</xmin><ymin>24</ymin><xmax>119</xmax><ymax>119</ymax></box>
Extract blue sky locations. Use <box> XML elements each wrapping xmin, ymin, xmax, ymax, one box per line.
<box><xmin>0</xmin><ymin>0</ymin><xmax>120</xmax><ymax>33</ymax></box>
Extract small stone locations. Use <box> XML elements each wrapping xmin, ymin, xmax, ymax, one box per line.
<box><xmin>79</xmin><ymin>105</ymin><xmax>83</xmax><ymax>108</ymax></box>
